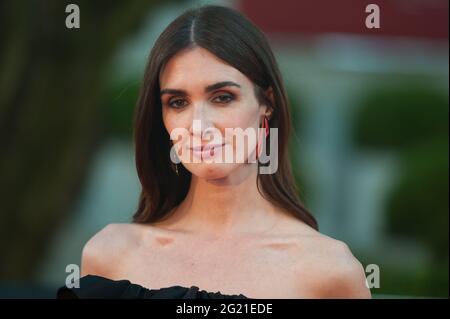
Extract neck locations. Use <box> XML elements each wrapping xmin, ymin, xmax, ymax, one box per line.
<box><xmin>165</xmin><ymin>163</ymin><xmax>280</xmax><ymax>237</ymax></box>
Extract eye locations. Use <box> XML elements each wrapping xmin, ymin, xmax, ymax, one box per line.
<box><xmin>212</xmin><ymin>93</ymin><xmax>235</xmax><ymax>104</ymax></box>
<box><xmin>168</xmin><ymin>98</ymin><xmax>188</xmax><ymax>109</ymax></box>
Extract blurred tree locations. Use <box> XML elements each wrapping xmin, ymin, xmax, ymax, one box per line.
<box><xmin>0</xmin><ymin>0</ymin><xmax>169</xmax><ymax>280</ymax></box>
<box><xmin>352</xmin><ymin>81</ymin><xmax>449</xmax><ymax>297</ymax></box>
<box><xmin>103</xmin><ymin>79</ymin><xmax>141</xmax><ymax>139</ymax></box>
<box><xmin>353</xmin><ymin>84</ymin><xmax>448</xmax><ymax>150</ymax></box>
<box><xmin>387</xmin><ymin>140</ymin><xmax>448</xmax><ymax>262</ymax></box>
<box><xmin>286</xmin><ymin>86</ymin><xmax>314</xmax><ymax>212</ymax></box>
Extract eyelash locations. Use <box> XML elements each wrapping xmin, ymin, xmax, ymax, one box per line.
<box><xmin>167</xmin><ymin>93</ymin><xmax>235</xmax><ymax>109</ymax></box>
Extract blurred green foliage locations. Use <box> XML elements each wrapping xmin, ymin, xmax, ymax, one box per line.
<box><xmin>286</xmin><ymin>87</ymin><xmax>313</xmax><ymax>206</ymax></box>
<box><xmin>103</xmin><ymin>79</ymin><xmax>141</xmax><ymax>139</ymax></box>
<box><xmin>353</xmin><ymin>84</ymin><xmax>448</xmax><ymax>150</ymax></box>
<box><xmin>0</xmin><ymin>0</ymin><xmax>166</xmax><ymax>280</ymax></box>
<box><xmin>353</xmin><ymin>81</ymin><xmax>449</xmax><ymax>297</ymax></box>
<box><xmin>388</xmin><ymin>141</ymin><xmax>448</xmax><ymax>262</ymax></box>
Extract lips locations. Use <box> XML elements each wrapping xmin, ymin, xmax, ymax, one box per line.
<box><xmin>190</xmin><ymin>143</ymin><xmax>224</xmax><ymax>152</ymax></box>
<box><xmin>190</xmin><ymin>143</ymin><xmax>225</xmax><ymax>159</ymax></box>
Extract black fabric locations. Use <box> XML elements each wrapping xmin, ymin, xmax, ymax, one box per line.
<box><xmin>57</xmin><ymin>275</ymin><xmax>249</xmax><ymax>299</ymax></box>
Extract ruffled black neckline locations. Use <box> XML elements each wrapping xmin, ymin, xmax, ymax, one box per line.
<box><xmin>57</xmin><ymin>275</ymin><xmax>249</xmax><ymax>299</ymax></box>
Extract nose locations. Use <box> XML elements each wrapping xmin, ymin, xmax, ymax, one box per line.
<box><xmin>188</xmin><ymin>102</ymin><xmax>216</xmax><ymax>141</ymax></box>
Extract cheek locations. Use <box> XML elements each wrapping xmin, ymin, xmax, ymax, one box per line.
<box><xmin>223</xmin><ymin>105</ymin><xmax>260</xmax><ymax>140</ymax></box>
<box><xmin>163</xmin><ymin>109</ymin><xmax>188</xmax><ymax>135</ymax></box>
<box><xmin>219</xmin><ymin>100</ymin><xmax>260</xmax><ymax>131</ymax></box>
<box><xmin>162</xmin><ymin>110</ymin><xmax>191</xmax><ymax>156</ymax></box>
<box><xmin>218</xmin><ymin>106</ymin><xmax>260</xmax><ymax>161</ymax></box>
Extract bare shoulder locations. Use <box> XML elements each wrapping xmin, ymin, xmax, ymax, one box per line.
<box><xmin>284</xmin><ymin>222</ymin><xmax>371</xmax><ymax>298</ymax></box>
<box><xmin>80</xmin><ymin>223</ymin><xmax>145</xmax><ymax>277</ymax></box>
<box><xmin>272</xmin><ymin>220</ymin><xmax>371</xmax><ymax>298</ymax></box>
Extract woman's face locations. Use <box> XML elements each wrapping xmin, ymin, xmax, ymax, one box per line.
<box><xmin>159</xmin><ymin>47</ymin><xmax>270</xmax><ymax>180</ymax></box>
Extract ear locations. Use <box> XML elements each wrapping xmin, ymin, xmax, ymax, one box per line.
<box><xmin>261</xmin><ymin>87</ymin><xmax>275</xmax><ymax>119</ymax></box>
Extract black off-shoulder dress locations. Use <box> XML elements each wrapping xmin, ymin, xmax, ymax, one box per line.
<box><xmin>57</xmin><ymin>275</ymin><xmax>249</xmax><ymax>299</ymax></box>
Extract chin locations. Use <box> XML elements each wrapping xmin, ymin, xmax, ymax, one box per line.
<box><xmin>184</xmin><ymin>162</ymin><xmax>238</xmax><ymax>180</ymax></box>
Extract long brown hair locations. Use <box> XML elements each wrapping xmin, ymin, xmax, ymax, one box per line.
<box><xmin>132</xmin><ymin>5</ymin><xmax>318</xmax><ymax>230</ymax></box>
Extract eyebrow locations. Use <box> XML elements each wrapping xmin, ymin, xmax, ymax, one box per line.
<box><xmin>160</xmin><ymin>81</ymin><xmax>241</xmax><ymax>97</ymax></box>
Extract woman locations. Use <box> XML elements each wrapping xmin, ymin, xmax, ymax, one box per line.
<box><xmin>59</xmin><ymin>5</ymin><xmax>371</xmax><ymax>299</ymax></box>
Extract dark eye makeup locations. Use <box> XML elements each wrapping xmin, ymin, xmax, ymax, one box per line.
<box><xmin>166</xmin><ymin>92</ymin><xmax>236</xmax><ymax>109</ymax></box>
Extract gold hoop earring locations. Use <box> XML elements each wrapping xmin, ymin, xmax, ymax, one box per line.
<box><xmin>171</xmin><ymin>162</ymin><xmax>179</xmax><ymax>176</ymax></box>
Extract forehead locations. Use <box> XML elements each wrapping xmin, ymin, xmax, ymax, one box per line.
<box><xmin>159</xmin><ymin>47</ymin><xmax>250</xmax><ymax>90</ymax></box>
